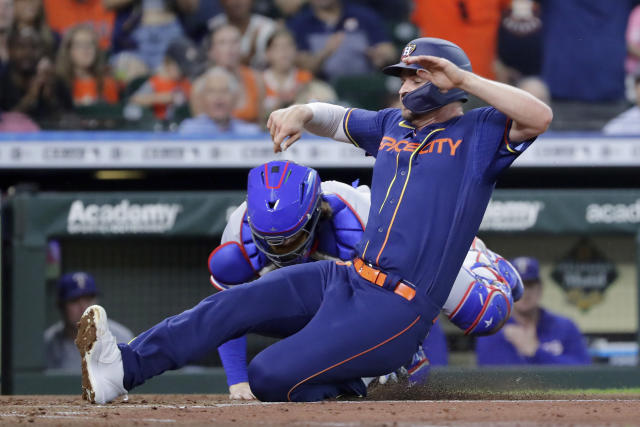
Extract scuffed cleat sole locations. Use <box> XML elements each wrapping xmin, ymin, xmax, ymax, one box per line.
<box><xmin>75</xmin><ymin>308</ymin><xmax>98</xmax><ymax>403</ymax></box>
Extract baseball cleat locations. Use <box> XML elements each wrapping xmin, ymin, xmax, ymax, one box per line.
<box><xmin>75</xmin><ymin>305</ymin><xmax>127</xmax><ymax>404</ymax></box>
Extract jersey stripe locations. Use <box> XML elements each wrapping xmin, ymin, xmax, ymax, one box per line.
<box><xmin>375</xmin><ymin>128</ymin><xmax>445</xmax><ymax>266</ymax></box>
<box><xmin>398</xmin><ymin>120</ymin><xmax>415</xmax><ymax>129</ymax></box>
<box><xmin>361</xmin><ymin>240</ymin><xmax>370</xmax><ymax>259</ymax></box>
<box><xmin>343</xmin><ymin>108</ymin><xmax>360</xmax><ymax>148</ymax></box>
<box><xmin>378</xmin><ymin>151</ymin><xmax>401</xmax><ymax>214</ymax></box>
<box><xmin>503</xmin><ymin>119</ymin><xmax>518</xmax><ymax>154</ymax></box>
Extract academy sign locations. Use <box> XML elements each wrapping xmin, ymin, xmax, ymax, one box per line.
<box><xmin>67</xmin><ymin>200</ymin><xmax>183</xmax><ymax>234</ymax></box>
<box><xmin>586</xmin><ymin>200</ymin><xmax>640</xmax><ymax>224</ymax></box>
<box><xmin>479</xmin><ymin>200</ymin><xmax>544</xmax><ymax>231</ymax></box>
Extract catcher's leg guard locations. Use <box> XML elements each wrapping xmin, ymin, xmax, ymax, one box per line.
<box><xmin>443</xmin><ymin>264</ymin><xmax>513</xmax><ymax>336</ymax></box>
<box><xmin>491</xmin><ymin>253</ymin><xmax>524</xmax><ymax>302</ymax></box>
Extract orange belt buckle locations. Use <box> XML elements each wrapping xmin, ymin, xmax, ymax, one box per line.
<box><xmin>354</xmin><ymin>258</ymin><xmax>414</xmax><ymax>301</ymax></box>
<box><xmin>394</xmin><ymin>283</ymin><xmax>416</xmax><ymax>301</ymax></box>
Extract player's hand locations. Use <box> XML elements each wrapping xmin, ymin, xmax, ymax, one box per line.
<box><xmin>402</xmin><ymin>55</ymin><xmax>468</xmax><ymax>92</ymax></box>
<box><xmin>266</xmin><ymin>105</ymin><xmax>313</xmax><ymax>153</ymax></box>
<box><xmin>228</xmin><ymin>382</ymin><xmax>256</xmax><ymax>400</ymax></box>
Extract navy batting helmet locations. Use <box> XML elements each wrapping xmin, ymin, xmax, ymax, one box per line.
<box><xmin>247</xmin><ymin>161</ymin><xmax>322</xmax><ymax>267</ymax></box>
<box><xmin>383</xmin><ymin>37</ymin><xmax>472</xmax><ymax>114</ymax></box>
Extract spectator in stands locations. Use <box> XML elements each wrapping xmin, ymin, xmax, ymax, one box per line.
<box><xmin>12</xmin><ymin>0</ymin><xmax>55</xmax><ymax>55</ymax></box>
<box><xmin>110</xmin><ymin>51</ymin><xmax>151</xmax><ymax>89</ymax></box>
<box><xmin>107</xmin><ymin>0</ymin><xmax>213</xmax><ymax>54</ymax></box>
<box><xmin>207</xmin><ymin>23</ymin><xmax>264</xmax><ymax>124</ymax></box>
<box><xmin>287</xmin><ymin>0</ymin><xmax>395</xmax><ymax>82</ymax></box>
<box><xmin>494</xmin><ymin>0</ymin><xmax>542</xmax><ymax>85</ymax></box>
<box><xmin>106</xmin><ymin>0</ymin><xmax>185</xmax><ymax>72</ymax></box>
<box><xmin>262</xmin><ymin>29</ymin><xmax>313</xmax><ymax>118</ymax></box>
<box><xmin>603</xmin><ymin>71</ymin><xmax>640</xmax><ymax>135</ymax></box>
<box><xmin>348</xmin><ymin>0</ymin><xmax>411</xmax><ymax>24</ymax></box>
<box><xmin>56</xmin><ymin>24</ymin><xmax>120</xmax><ymax>107</ymax></box>
<box><xmin>43</xmin><ymin>0</ymin><xmax>114</xmax><ymax>50</ymax></box>
<box><xmin>44</xmin><ymin>272</ymin><xmax>134</xmax><ymax>373</ymax></box>
<box><xmin>270</xmin><ymin>0</ymin><xmax>306</xmax><ymax>20</ymax></box>
<box><xmin>412</xmin><ymin>0</ymin><xmax>509</xmax><ymax>80</ymax></box>
<box><xmin>177</xmin><ymin>0</ymin><xmax>220</xmax><ymax>44</ymax></box>
<box><xmin>294</xmin><ymin>79</ymin><xmax>338</xmax><ymax>105</ymax></box>
<box><xmin>179</xmin><ymin>66</ymin><xmax>262</xmax><ymax>135</ymax></box>
<box><xmin>517</xmin><ymin>76</ymin><xmax>550</xmax><ymax>106</ymax></box>
<box><xmin>0</xmin><ymin>0</ymin><xmax>13</xmax><ymax>75</ymax></box>
<box><xmin>129</xmin><ymin>36</ymin><xmax>196</xmax><ymax>121</ymax></box>
<box><xmin>208</xmin><ymin>0</ymin><xmax>277</xmax><ymax>69</ymax></box>
<box><xmin>476</xmin><ymin>257</ymin><xmax>591</xmax><ymax>365</ymax></box>
<box><xmin>0</xmin><ymin>27</ymin><xmax>73</xmax><ymax>127</ymax></box>
<box><xmin>625</xmin><ymin>4</ymin><xmax>640</xmax><ymax>100</ymax></box>
<box><xmin>539</xmin><ymin>0</ymin><xmax>631</xmax><ymax>102</ymax></box>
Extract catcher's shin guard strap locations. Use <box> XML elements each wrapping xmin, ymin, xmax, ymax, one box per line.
<box><xmin>353</xmin><ymin>258</ymin><xmax>415</xmax><ymax>301</ymax></box>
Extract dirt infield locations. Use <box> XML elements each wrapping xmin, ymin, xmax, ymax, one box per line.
<box><xmin>1</xmin><ymin>393</ymin><xmax>639</xmax><ymax>426</ymax></box>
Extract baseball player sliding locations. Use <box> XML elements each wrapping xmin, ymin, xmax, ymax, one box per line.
<box><xmin>209</xmin><ymin>160</ymin><xmax>523</xmax><ymax>399</ymax></box>
<box><xmin>76</xmin><ymin>37</ymin><xmax>552</xmax><ymax>403</ymax></box>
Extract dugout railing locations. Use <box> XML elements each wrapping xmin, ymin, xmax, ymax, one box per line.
<box><xmin>1</xmin><ymin>189</ymin><xmax>640</xmax><ymax>394</ymax></box>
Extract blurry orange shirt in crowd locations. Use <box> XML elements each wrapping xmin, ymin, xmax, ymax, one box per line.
<box><xmin>44</xmin><ymin>0</ymin><xmax>114</xmax><ymax>49</ymax></box>
<box><xmin>149</xmin><ymin>75</ymin><xmax>191</xmax><ymax>120</ymax></box>
<box><xmin>73</xmin><ymin>77</ymin><xmax>120</xmax><ymax>106</ymax></box>
<box><xmin>412</xmin><ymin>0</ymin><xmax>510</xmax><ymax>80</ymax></box>
<box><xmin>233</xmin><ymin>66</ymin><xmax>261</xmax><ymax>123</ymax></box>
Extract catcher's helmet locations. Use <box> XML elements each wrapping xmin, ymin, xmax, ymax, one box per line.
<box><xmin>383</xmin><ymin>37</ymin><xmax>472</xmax><ymax>114</ymax></box>
<box><xmin>247</xmin><ymin>161</ymin><xmax>322</xmax><ymax>267</ymax></box>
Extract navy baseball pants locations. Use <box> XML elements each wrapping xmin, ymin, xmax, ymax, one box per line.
<box><xmin>118</xmin><ymin>260</ymin><xmax>441</xmax><ymax>402</ymax></box>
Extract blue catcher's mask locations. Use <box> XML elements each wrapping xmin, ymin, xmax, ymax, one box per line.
<box><xmin>246</xmin><ymin>161</ymin><xmax>322</xmax><ymax>267</ymax></box>
<box><xmin>383</xmin><ymin>37</ymin><xmax>473</xmax><ymax>114</ymax></box>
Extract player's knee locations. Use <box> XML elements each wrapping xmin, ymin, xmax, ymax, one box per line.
<box><xmin>248</xmin><ymin>355</ymin><xmax>291</xmax><ymax>402</ymax></box>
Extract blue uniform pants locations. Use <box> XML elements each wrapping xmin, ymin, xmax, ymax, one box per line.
<box><xmin>119</xmin><ymin>260</ymin><xmax>440</xmax><ymax>402</ymax></box>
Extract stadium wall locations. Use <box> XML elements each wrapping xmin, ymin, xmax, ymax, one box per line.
<box><xmin>2</xmin><ymin>189</ymin><xmax>640</xmax><ymax>394</ymax></box>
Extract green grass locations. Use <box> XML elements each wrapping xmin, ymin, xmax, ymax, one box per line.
<box><xmin>546</xmin><ymin>388</ymin><xmax>640</xmax><ymax>396</ymax></box>
<box><xmin>369</xmin><ymin>383</ymin><xmax>640</xmax><ymax>400</ymax></box>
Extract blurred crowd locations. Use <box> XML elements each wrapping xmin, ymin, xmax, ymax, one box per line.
<box><xmin>0</xmin><ymin>0</ymin><xmax>639</xmax><ymax>133</ymax></box>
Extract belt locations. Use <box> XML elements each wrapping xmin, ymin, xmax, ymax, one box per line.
<box><xmin>353</xmin><ymin>257</ymin><xmax>416</xmax><ymax>301</ymax></box>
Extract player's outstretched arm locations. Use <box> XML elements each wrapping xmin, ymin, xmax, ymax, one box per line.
<box><xmin>267</xmin><ymin>103</ymin><xmax>350</xmax><ymax>153</ymax></box>
<box><xmin>403</xmin><ymin>55</ymin><xmax>553</xmax><ymax>142</ymax></box>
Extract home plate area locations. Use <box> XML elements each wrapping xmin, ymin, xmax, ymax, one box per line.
<box><xmin>0</xmin><ymin>393</ymin><xmax>639</xmax><ymax>426</ymax></box>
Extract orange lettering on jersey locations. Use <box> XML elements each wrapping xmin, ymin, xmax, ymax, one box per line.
<box><xmin>393</xmin><ymin>141</ymin><xmax>408</xmax><ymax>152</ymax></box>
<box><xmin>448</xmin><ymin>139</ymin><xmax>462</xmax><ymax>155</ymax></box>
<box><xmin>379</xmin><ymin>136</ymin><xmax>396</xmax><ymax>151</ymax></box>
<box><xmin>403</xmin><ymin>142</ymin><xmax>419</xmax><ymax>152</ymax></box>
<box><xmin>381</xmin><ymin>135</ymin><xmax>463</xmax><ymax>157</ymax></box>
<box><xmin>419</xmin><ymin>141</ymin><xmax>433</xmax><ymax>154</ymax></box>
